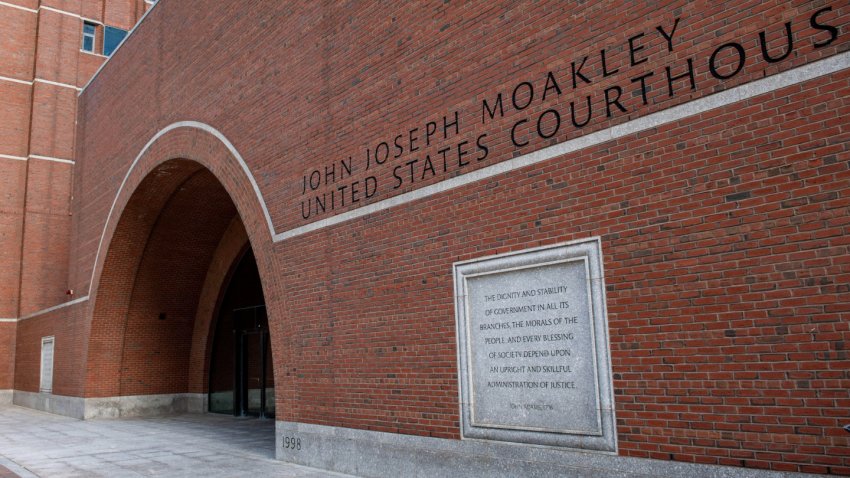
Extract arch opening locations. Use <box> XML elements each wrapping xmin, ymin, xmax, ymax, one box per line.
<box><xmin>85</xmin><ymin>159</ymin><xmax>275</xmax><ymax>422</ymax></box>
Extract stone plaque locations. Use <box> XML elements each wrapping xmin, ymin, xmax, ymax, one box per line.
<box><xmin>454</xmin><ymin>238</ymin><xmax>616</xmax><ymax>451</ymax></box>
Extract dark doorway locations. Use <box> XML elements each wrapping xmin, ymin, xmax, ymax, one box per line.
<box><xmin>208</xmin><ymin>249</ymin><xmax>275</xmax><ymax>418</ymax></box>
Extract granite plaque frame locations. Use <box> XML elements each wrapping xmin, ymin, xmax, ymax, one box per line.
<box><xmin>453</xmin><ymin>237</ymin><xmax>616</xmax><ymax>452</ymax></box>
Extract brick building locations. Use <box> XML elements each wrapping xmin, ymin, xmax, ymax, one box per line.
<box><xmin>2</xmin><ymin>0</ymin><xmax>849</xmax><ymax>476</ymax></box>
<box><xmin>1</xmin><ymin>0</ymin><xmax>153</xmax><ymax>405</ymax></box>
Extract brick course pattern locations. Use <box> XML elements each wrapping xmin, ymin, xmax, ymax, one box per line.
<box><xmin>0</xmin><ymin>0</ymin><xmax>151</xmax><ymax>395</ymax></box>
<box><xmin>0</xmin><ymin>323</ymin><xmax>15</xmax><ymax>390</ymax></box>
<box><xmin>7</xmin><ymin>0</ymin><xmax>850</xmax><ymax>474</ymax></box>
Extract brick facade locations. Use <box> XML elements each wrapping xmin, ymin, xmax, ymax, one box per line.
<box><xmin>4</xmin><ymin>0</ymin><xmax>850</xmax><ymax>474</ymax></box>
<box><xmin>0</xmin><ymin>0</ymin><xmax>153</xmax><ymax>392</ymax></box>
<box><xmin>0</xmin><ymin>323</ymin><xmax>15</xmax><ymax>390</ymax></box>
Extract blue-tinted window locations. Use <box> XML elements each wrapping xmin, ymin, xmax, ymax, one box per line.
<box><xmin>103</xmin><ymin>26</ymin><xmax>128</xmax><ymax>56</ymax></box>
<box><xmin>82</xmin><ymin>22</ymin><xmax>96</xmax><ymax>52</ymax></box>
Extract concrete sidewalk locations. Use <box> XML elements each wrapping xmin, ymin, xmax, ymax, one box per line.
<box><xmin>0</xmin><ymin>404</ymin><xmax>354</xmax><ymax>477</ymax></box>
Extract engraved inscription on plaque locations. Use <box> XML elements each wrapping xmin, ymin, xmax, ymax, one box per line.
<box><xmin>454</xmin><ymin>238</ymin><xmax>616</xmax><ymax>451</ymax></box>
<box><xmin>466</xmin><ymin>259</ymin><xmax>600</xmax><ymax>435</ymax></box>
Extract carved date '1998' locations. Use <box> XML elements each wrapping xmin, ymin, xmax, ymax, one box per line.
<box><xmin>283</xmin><ymin>436</ymin><xmax>302</xmax><ymax>450</ymax></box>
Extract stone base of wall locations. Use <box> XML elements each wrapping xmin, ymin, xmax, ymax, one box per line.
<box><xmin>0</xmin><ymin>390</ymin><xmax>11</xmax><ymax>405</ymax></box>
<box><xmin>12</xmin><ymin>391</ymin><xmax>207</xmax><ymax>419</ymax></box>
<box><xmin>276</xmin><ymin>421</ymin><xmax>816</xmax><ymax>478</ymax></box>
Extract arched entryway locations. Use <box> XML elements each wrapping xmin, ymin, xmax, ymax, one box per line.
<box><xmin>83</xmin><ymin>157</ymin><xmax>276</xmax><ymax>421</ymax></box>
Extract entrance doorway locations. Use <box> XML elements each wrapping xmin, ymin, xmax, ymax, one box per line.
<box><xmin>208</xmin><ymin>250</ymin><xmax>275</xmax><ymax>418</ymax></box>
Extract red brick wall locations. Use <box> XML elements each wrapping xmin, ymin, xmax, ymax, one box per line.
<box><xmin>0</xmin><ymin>83</ymin><xmax>32</xmax><ymax>157</ymax></box>
<box><xmin>0</xmin><ymin>323</ymin><xmax>15</xmax><ymax>390</ymax></box>
<box><xmin>5</xmin><ymin>1</ymin><xmax>38</xmax><ymax>12</ymax></box>
<box><xmin>117</xmin><ymin>168</ymin><xmax>237</xmax><ymax>396</ymax></box>
<box><xmin>34</xmin><ymin>9</ymin><xmax>84</xmax><ymax>87</ymax></box>
<box><xmin>0</xmin><ymin>1</ymin><xmax>34</xmax><ymax>325</ymax></box>
<box><xmin>43</xmin><ymin>0</ymin><xmax>90</xmax><ymax>15</ymax></box>
<box><xmin>1</xmin><ymin>0</ymin><xmax>146</xmax><ymax>395</ymax></box>
<box><xmin>0</xmin><ymin>0</ymin><xmax>148</xmax><ymax>318</ymax></box>
<box><xmin>273</xmin><ymin>72</ymin><xmax>850</xmax><ymax>469</ymax></box>
<box><xmin>81</xmin><ymin>160</ymin><xmax>204</xmax><ymax>397</ymax></box>
<box><xmin>17</xmin><ymin>6</ymin><xmax>88</xmax><ymax>318</ymax></box>
<box><xmin>0</xmin><ymin>6</ymin><xmax>36</xmax><ymax>80</ymax></box>
<box><xmin>0</xmin><ymin>159</ymin><xmax>26</xmax><ymax>318</ymax></box>
<box><xmin>261</xmin><ymin>72</ymin><xmax>850</xmax><ymax>471</ymax></box>
<box><xmin>71</xmin><ymin>0</ymin><xmax>850</xmax><ymax>290</ymax></box>
<box><xmin>18</xmin><ymin>160</ymin><xmax>73</xmax><ymax>316</ymax></box>
<box><xmin>58</xmin><ymin>0</ymin><xmax>850</xmax><ymax>474</ymax></box>
<box><xmin>14</xmin><ymin>302</ymin><xmax>89</xmax><ymax>396</ymax></box>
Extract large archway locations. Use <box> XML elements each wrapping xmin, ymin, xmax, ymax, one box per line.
<box><xmin>83</xmin><ymin>158</ymin><xmax>274</xmax><ymax>419</ymax></box>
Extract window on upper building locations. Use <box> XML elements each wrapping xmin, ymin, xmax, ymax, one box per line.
<box><xmin>103</xmin><ymin>26</ymin><xmax>128</xmax><ymax>56</ymax></box>
<box><xmin>82</xmin><ymin>21</ymin><xmax>97</xmax><ymax>52</ymax></box>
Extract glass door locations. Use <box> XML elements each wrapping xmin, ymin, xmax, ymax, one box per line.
<box><xmin>239</xmin><ymin>330</ymin><xmax>268</xmax><ymax>417</ymax></box>
<box><xmin>208</xmin><ymin>250</ymin><xmax>274</xmax><ymax>418</ymax></box>
<box><xmin>210</xmin><ymin>305</ymin><xmax>275</xmax><ymax>418</ymax></box>
<box><xmin>234</xmin><ymin>306</ymin><xmax>274</xmax><ymax>419</ymax></box>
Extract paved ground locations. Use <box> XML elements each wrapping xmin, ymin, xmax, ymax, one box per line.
<box><xmin>0</xmin><ymin>404</ymin><xmax>354</xmax><ymax>477</ymax></box>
